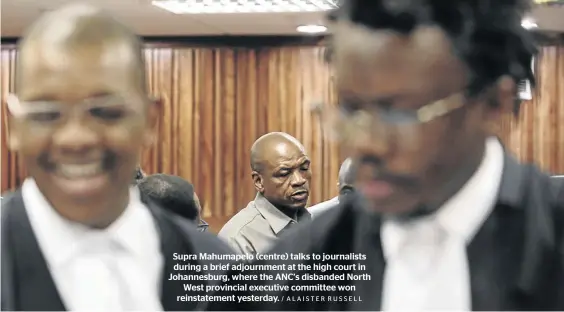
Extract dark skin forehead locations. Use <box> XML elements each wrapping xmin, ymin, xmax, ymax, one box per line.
<box><xmin>332</xmin><ymin>21</ymin><xmax>468</xmax><ymax>109</ymax></box>
<box><xmin>251</xmin><ymin>133</ymin><xmax>308</xmax><ymax>172</ymax></box>
<box><xmin>17</xmin><ymin>3</ymin><xmax>145</xmax><ymax>100</ymax></box>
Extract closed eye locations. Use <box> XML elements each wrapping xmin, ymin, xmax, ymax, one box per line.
<box><xmin>89</xmin><ymin>107</ymin><xmax>127</xmax><ymax>120</ymax></box>
<box><xmin>27</xmin><ymin>111</ymin><xmax>61</xmax><ymax>122</ymax></box>
<box><xmin>277</xmin><ymin>170</ymin><xmax>290</xmax><ymax>177</ymax></box>
<box><xmin>339</xmin><ymin>99</ymin><xmax>362</xmax><ymax>114</ymax></box>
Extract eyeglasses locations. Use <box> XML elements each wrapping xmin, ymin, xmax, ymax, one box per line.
<box><xmin>6</xmin><ymin>93</ymin><xmax>145</xmax><ymax>130</ymax></box>
<box><xmin>311</xmin><ymin>92</ymin><xmax>465</xmax><ymax>144</ymax></box>
<box><xmin>197</xmin><ymin>219</ymin><xmax>209</xmax><ymax>232</ymax></box>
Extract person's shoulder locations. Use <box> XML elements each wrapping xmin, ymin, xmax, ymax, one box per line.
<box><xmin>1</xmin><ymin>189</ymin><xmax>21</xmax><ymax>216</ymax></box>
<box><xmin>218</xmin><ymin>203</ymin><xmax>262</xmax><ymax>237</ymax></box>
<box><xmin>147</xmin><ymin>200</ymin><xmax>233</xmax><ymax>254</ymax></box>
<box><xmin>526</xmin><ymin>165</ymin><xmax>562</xmax><ymax>206</ymax></box>
<box><xmin>547</xmin><ymin>175</ymin><xmax>564</xmax><ymax>229</ymax></box>
<box><xmin>170</xmin><ymin>215</ymin><xmax>234</xmax><ymax>255</ymax></box>
<box><xmin>550</xmin><ymin>175</ymin><xmax>564</xmax><ymax>202</ymax></box>
<box><xmin>505</xmin><ymin>158</ymin><xmax>558</xmax><ymax>208</ymax></box>
<box><xmin>520</xmin><ymin>165</ymin><xmax>563</xmax><ymax>240</ymax></box>
<box><xmin>313</xmin><ymin>198</ymin><xmax>345</xmax><ymax>222</ymax></box>
<box><xmin>269</xmin><ymin>201</ymin><xmax>345</xmax><ymax>254</ymax></box>
<box><xmin>518</xmin><ymin>166</ymin><xmax>564</xmax><ymax>308</ymax></box>
<box><xmin>1</xmin><ymin>190</ymin><xmax>18</xmax><ymax>203</ymax></box>
<box><xmin>308</xmin><ymin>197</ymin><xmax>339</xmax><ymax>217</ymax></box>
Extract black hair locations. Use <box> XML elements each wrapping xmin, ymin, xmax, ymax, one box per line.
<box><xmin>326</xmin><ymin>0</ymin><xmax>537</xmax><ymax>114</ymax></box>
<box><xmin>137</xmin><ymin>174</ymin><xmax>199</xmax><ymax>222</ymax></box>
<box><xmin>133</xmin><ymin>167</ymin><xmax>145</xmax><ymax>184</ymax></box>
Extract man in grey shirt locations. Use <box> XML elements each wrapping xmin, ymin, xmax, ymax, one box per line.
<box><xmin>309</xmin><ymin>158</ymin><xmax>355</xmax><ymax>217</ymax></box>
<box><xmin>219</xmin><ymin>132</ymin><xmax>312</xmax><ymax>255</ymax></box>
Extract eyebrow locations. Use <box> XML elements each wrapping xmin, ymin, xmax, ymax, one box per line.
<box><xmin>277</xmin><ymin>166</ymin><xmax>293</xmax><ymax>171</ymax></box>
<box><xmin>22</xmin><ymin>95</ymin><xmax>58</xmax><ymax>102</ymax></box>
<box><xmin>276</xmin><ymin>159</ymin><xmax>310</xmax><ymax>170</ymax></box>
<box><xmin>23</xmin><ymin>92</ymin><xmax>113</xmax><ymax>103</ymax></box>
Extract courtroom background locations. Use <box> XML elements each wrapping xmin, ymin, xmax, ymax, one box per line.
<box><xmin>2</xmin><ymin>40</ymin><xmax>563</xmax><ymax>232</ymax></box>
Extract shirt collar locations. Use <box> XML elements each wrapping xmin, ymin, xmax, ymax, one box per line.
<box><xmin>108</xmin><ymin>187</ymin><xmax>160</xmax><ymax>259</ymax></box>
<box><xmin>381</xmin><ymin>137</ymin><xmax>505</xmax><ymax>259</ymax></box>
<box><xmin>253</xmin><ymin>193</ymin><xmax>311</xmax><ymax>234</ymax></box>
<box><xmin>22</xmin><ymin>178</ymin><xmax>158</xmax><ymax>266</ymax></box>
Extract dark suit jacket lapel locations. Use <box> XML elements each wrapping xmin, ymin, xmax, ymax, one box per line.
<box><xmin>351</xmin><ymin>195</ymin><xmax>385</xmax><ymax>311</ymax></box>
<box><xmin>1</xmin><ymin>190</ymin><xmax>66</xmax><ymax>311</ymax></box>
<box><xmin>340</xmin><ymin>153</ymin><xmax>561</xmax><ymax>311</ymax></box>
<box><xmin>468</xmin><ymin>154</ymin><xmax>561</xmax><ymax>310</ymax></box>
<box><xmin>1</xmin><ymin>190</ymin><xmax>216</xmax><ymax>312</ymax></box>
<box><xmin>1</xmin><ymin>193</ymin><xmax>17</xmax><ymax>311</ymax></box>
<box><xmin>467</xmin><ymin>204</ymin><xmax>526</xmax><ymax>310</ymax></box>
<box><xmin>145</xmin><ymin>200</ymin><xmax>200</xmax><ymax>311</ymax></box>
<box><xmin>314</xmin><ymin>195</ymin><xmax>385</xmax><ymax>311</ymax></box>
<box><xmin>467</xmin><ymin>154</ymin><xmax>526</xmax><ymax>310</ymax></box>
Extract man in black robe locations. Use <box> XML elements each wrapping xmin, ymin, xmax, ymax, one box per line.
<box><xmin>137</xmin><ymin>173</ymin><xmax>209</xmax><ymax>231</ymax></box>
<box><xmin>1</xmin><ymin>3</ymin><xmax>232</xmax><ymax>311</ymax></box>
<box><xmin>205</xmin><ymin>0</ymin><xmax>563</xmax><ymax>310</ymax></box>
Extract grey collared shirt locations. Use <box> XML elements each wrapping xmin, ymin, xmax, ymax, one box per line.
<box><xmin>218</xmin><ymin>194</ymin><xmax>311</xmax><ymax>255</ymax></box>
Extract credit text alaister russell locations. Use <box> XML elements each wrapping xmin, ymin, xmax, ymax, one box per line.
<box><xmin>283</xmin><ymin>296</ymin><xmax>362</xmax><ymax>302</ymax></box>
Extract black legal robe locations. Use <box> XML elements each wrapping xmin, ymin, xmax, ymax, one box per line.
<box><xmin>1</xmin><ymin>189</ymin><xmax>234</xmax><ymax>311</ymax></box>
<box><xmin>206</xmin><ymin>154</ymin><xmax>564</xmax><ymax>311</ymax></box>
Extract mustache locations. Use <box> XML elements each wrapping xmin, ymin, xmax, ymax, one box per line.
<box><xmin>354</xmin><ymin>154</ymin><xmax>418</xmax><ymax>188</ymax></box>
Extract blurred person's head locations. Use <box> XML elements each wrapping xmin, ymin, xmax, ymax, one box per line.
<box><xmin>192</xmin><ymin>192</ymin><xmax>208</xmax><ymax>231</ymax></box>
<box><xmin>323</xmin><ymin>0</ymin><xmax>535</xmax><ymax>218</ymax></box>
<box><xmin>6</xmin><ymin>3</ymin><xmax>159</xmax><ymax>228</ymax></box>
<box><xmin>138</xmin><ymin>174</ymin><xmax>204</xmax><ymax>228</ymax></box>
<box><xmin>193</xmin><ymin>191</ymin><xmax>202</xmax><ymax>219</ymax></box>
<box><xmin>250</xmin><ymin>132</ymin><xmax>312</xmax><ymax>211</ymax></box>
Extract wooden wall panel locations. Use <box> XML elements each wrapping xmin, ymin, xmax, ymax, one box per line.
<box><xmin>497</xmin><ymin>45</ymin><xmax>564</xmax><ymax>175</ymax></box>
<box><xmin>1</xmin><ymin>49</ymin><xmax>26</xmax><ymax>191</ymax></box>
<box><xmin>138</xmin><ymin>46</ymin><xmax>341</xmax><ymax>232</ymax></box>
<box><xmin>0</xmin><ymin>45</ymin><xmax>340</xmax><ymax>233</ymax></box>
<box><xmin>2</xmin><ymin>45</ymin><xmax>563</xmax><ymax>233</ymax></box>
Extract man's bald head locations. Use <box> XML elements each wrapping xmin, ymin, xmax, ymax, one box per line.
<box><xmin>337</xmin><ymin>158</ymin><xmax>356</xmax><ymax>201</ymax></box>
<box><xmin>17</xmin><ymin>2</ymin><xmax>145</xmax><ymax>93</ymax></box>
<box><xmin>7</xmin><ymin>2</ymin><xmax>160</xmax><ymax>229</ymax></box>
<box><xmin>250</xmin><ymin>132</ymin><xmax>306</xmax><ymax>172</ymax></box>
<box><xmin>249</xmin><ymin>132</ymin><xmax>311</xmax><ymax>210</ymax></box>
<box><xmin>338</xmin><ymin>158</ymin><xmax>354</xmax><ymax>186</ymax></box>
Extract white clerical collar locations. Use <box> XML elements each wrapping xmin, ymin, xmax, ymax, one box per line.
<box><xmin>22</xmin><ymin>178</ymin><xmax>158</xmax><ymax>267</ymax></box>
<box><xmin>382</xmin><ymin>137</ymin><xmax>505</xmax><ymax>260</ymax></box>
